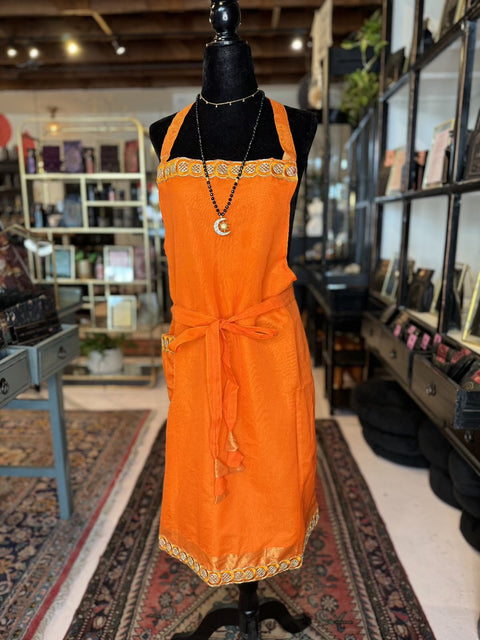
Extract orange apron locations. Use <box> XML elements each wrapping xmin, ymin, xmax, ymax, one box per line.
<box><xmin>157</xmin><ymin>98</ymin><xmax>318</xmax><ymax>587</ymax></box>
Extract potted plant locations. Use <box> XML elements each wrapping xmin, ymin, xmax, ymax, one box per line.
<box><xmin>75</xmin><ymin>249</ymin><xmax>97</xmax><ymax>280</ymax></box>
<box><xmin>340</xmin><ymin>11</ymin><xmax>388</xmax><ymax>126</ymax></box>
<box><xmin>80</xmin><ymin>332</ymin><xmax>128</xmax><ymax>374</ymax></box>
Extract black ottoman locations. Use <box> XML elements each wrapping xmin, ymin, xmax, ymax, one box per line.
<box><xmin>460</xmin><ymin>510</ymin><xmax>480</xmax><ymax>552</ymax></box>
<box><xmin>429</xmin><ymin>465</ymin><xmax>460</xmax><ymax>509</ymax></box>
<box><xmin>418</xmin><ymin>420</ymin><xmax>453</xmax><ymax>471</ymax></box>
<box><xmin>362</xmin><ymin>425</ymin><xmax>430</xmax><ymax>468</ymax></box>
<box><xmin>449</xmin><ymin>450</ymin><xmax>480</xmax><ymax>497</ymax></box>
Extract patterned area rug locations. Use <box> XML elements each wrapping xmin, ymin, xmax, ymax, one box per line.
<box><xmin>64</xmin><ymin>419</ymin><xmax>436</xmax><ymax>640</ymax></box>
<box><xmin>0</xmin><ymin>409</ymin><xmax>152</xmax><ymax>640</ymax></box>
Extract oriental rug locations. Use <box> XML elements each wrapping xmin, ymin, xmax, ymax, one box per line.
<box><xmin>64</xmin><ymin>419</ymin><xmax>436</xmax><ymax>640</ymax></box>
<box><xmin>0</xmin><ymin>408</ymin><xmax>152</xmax><ymax>640</ymax></box>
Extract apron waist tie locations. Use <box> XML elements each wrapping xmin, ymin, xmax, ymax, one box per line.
<box><xmin>168</xmin><ymin>286</ymin><xmax>295</xmax><ymax>503</ymax></box>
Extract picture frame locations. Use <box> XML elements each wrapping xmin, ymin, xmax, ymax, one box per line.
<box><xmin>124</xmin><ymin>139</ymin><xmax>139</xmax><ymax>173</ymax></box>
<box><xmin>422</xmin><ymin>119</ymin><xmax>455</xmax><ymax>188</ymax></box>
<box><xmin>437</xmin><ymin>0</ymin><xmax>460</xmax><ymax>41</ymax></box>
<box><xmin>103</xmin><ymin>245</ymin><xmax>134</xmax><ymax>282</ymax></box>
<box><xmin>385</xmin><ymin>148</ymin><xmax>406</xmax><ymax>195</ymax></box>
<box><xmin>385</xmin><ymin>47</ymin><xmax>405</xmax><ymax>87</ymax></box>
<box><xmin>381</xmin><ymin>254</ymin><xmax>400</xmax><ymax>299</ymax></box>
<box><xmin>465</xmin><ymin>110</ymin><xmax>480</xmax><ymax>179</ymax></box>
<box><xmin>100</xmin><ymin>144</ymin><xmax>120</xmax><ymax>172</ymax></box>
<box><xmin>45</xmin><ymin>245</ymin><xmax>75</xmax><ymax>280</ymax></box>
<box><xmin>462</xmin><ymin>271</ymin><xmax>480</xmax><ymax>344</ymax></box>
<box><xmin>63</xmin><ymin>140</ymin><xmax>83</xmax><ymax>173</ymax></box>
<box><xmin>107</xmin><ymin>295</ymin><xmax>137</xmax><ymax>331</ymax></box>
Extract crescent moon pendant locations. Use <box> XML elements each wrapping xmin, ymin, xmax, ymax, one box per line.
<box><xmin>214</xmin><ymin>217</ymin><xmax>231</xmax><ymax>236</ymax></box>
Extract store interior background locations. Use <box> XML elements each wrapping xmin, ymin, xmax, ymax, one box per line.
<box><xmin>1</xmin><ymin>1</ymin><xmax>480</xmax><ymax>639</ymax></box>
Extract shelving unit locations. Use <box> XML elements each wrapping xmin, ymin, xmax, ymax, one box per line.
<box><xmin>0</xmin><ymin>158</ymin><xmax>22</xmax><ymax>227</ymax></box>
<box><xmin>17</xmin><ymin>117</ymin><xmax>163</xmax><ymax>385</ymax></box>
<box><xmin>360</xmin><ymin>0</ymin><xmax>480</xmax><ymax>471</ymax></box>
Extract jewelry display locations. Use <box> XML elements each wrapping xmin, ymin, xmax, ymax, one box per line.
<box><xmin>195</xmin><ymin>91</ymin><xmax>265</xmax><ymax>236</ymax></box>
<box><xmin>199</xmin><ymin>88</ymin><xmax>260</xmax><ymax>107</ymax></box>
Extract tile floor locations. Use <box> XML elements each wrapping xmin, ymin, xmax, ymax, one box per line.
<box><xmin>34</xmin><ymin>368</ymin><xmax>480</xmax><ymax>640</ymax></box>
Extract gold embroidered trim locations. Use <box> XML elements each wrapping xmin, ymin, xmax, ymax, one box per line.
<box><xmin>157</xmin><ymin>157</ymin><xmax>298</xmax><ymax>184</ymax></box>
<box><xmin>159</xmin><ymin>508</ymin><xmax>319</xmax><ymax>587</ymax></box>
<box><xmin>161</xmin><ymin>333</ymin><xmax>175</xmax><ymax>353</ymax></box>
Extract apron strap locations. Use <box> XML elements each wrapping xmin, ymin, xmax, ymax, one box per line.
<box><xmin>159</xmin><ymin>103</ymin><xmax>193</xmax><ymax>164</ymax></box>
<box><xmin>269</xmin><ymin>99</ymin><xmax>297</xmax><ymax>163</ymax></box>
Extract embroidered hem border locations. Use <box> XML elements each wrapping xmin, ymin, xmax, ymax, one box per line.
<box><xmin>157</xmin><ymin>157</ymin><xmax>298</xmax><ymax>184</ymax></box>
<box><xmin>158</xmin><ymin>508</ymin><xmax>319</xmax><ymax>587</ymax></box>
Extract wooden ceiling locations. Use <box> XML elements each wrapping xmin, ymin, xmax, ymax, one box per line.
<box><xmin>0</xmin><ymin>0</ymin><xmax>382</xmax><ymax>91</ymax></box>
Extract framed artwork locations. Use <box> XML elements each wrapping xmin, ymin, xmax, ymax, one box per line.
<box><xmin>42</xmin><ymin>145</ymin><xmax>61</xmax><ymax>172</ymax></box>
<box><xmin>45</xmin><ymin>245</ymin><xmax>75</xmax><ymax>279</ymax></box>
<box><xmin>462</xmin><ymin>272</ymin><xmax>480</xmax><ymax>344</ymax></box>
<box><xmin>107</xmin><ymin>295</ymin><xmax>137</xmax><ymax>331</ymax></box>
<box><xmin>381</xmin><ymin>254</ymin><xmax>400</xmax><ymax>299</ymax></box>
<box><xmin>385</xmin><ymin>48</ymin><xmax>405</xmax><ymax>87</ymax></box>
<box><xmin>63</xmin><ymin>140</ymin><xmax>83</xmax><ymax>173</ymax></box>
<box><xmin>100</xmin><ymin>144</ymin><xmax>120</xmax><ymax>172</ymax></box>
<box><xmin>465</xmin><ymin>110</ymin><xmax>480</xmax><ymax>179</ymax></box>
<box><xmin>422</xmin><ymin>119</ymin><xmax>455</xmax><ymax>188</ymax></box>
<box><xmin>103</xmin><ymin>245</ymin><xmax>134</xmax><ymax>282</ymax></box>
<box><xmin>385</xmin><ymin>148</ymin><xmax>406</xmax><ymax>195</ymax></box>
<box><xmin>437</xmin><ymin>0</ymin><xmax>460</xmax><ymax>40</ymax></box>
<box><xmin>124</xmin><ymin>139</ymin><xmax>139</xmax><ymax>173</ymax></box>
<box><xmin>372</xmin><ymin>258</ymin><xmax>391</xmax><ymax>292</ymax></box>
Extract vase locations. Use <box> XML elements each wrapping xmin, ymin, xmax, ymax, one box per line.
<box><xmin>86</xmin><ymin>348</ymin><xmax>123</xmax><ymax>374</ymax></box>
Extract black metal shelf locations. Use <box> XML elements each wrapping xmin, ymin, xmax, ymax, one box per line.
<box><xmin>376</xmin><ymin>177</ymin><xmax>480</xmax><ymax>204</ymax></box>
<box><xmin>380</xmin><ymin>9</ymin><xmax>467</xmax><ymax>104</ymax></box>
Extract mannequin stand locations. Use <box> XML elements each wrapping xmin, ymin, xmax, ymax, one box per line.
<box><xmin>172</xmin><ymin>582</ymin><xmax>310</xmax><ymax>640</ymax></box>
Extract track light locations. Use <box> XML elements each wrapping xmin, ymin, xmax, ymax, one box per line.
<box><xmin>65</xmin><ymin>39</ymin><xmax>80</xmax><ymax>56</ymax></box>
<box><xmin>112</xmin><ymin>39</ymin><xmax>126</xmax><ymax>55</ymax></box>
<box><xmin>28</xmin><ymin>46</ymin><xmax>40</xmax><ymax>59</ymax></box>
<box><xmin>6</xmin><ymin>45</ymin><xmax>18</xmax><ymax>58</ymax></box>
<box><xmin>291</xmin><ymin>37</ymin><xmax>303</xmax><ymax>51</ymax></box>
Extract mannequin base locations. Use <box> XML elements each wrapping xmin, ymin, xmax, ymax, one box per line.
<box><xmin>171</xmin><ymin>582</ymin><xmax>310</xmax><ymax>640</ymax></box>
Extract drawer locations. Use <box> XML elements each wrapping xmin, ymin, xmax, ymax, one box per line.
<box><xmin>411</xmin><ymin>355</ymin><xmax>457</xmax><ymax>428</ymax></box>
<box><xmin>446</xmin><ymin>428</ymin><xmax>480</xmax><ymax>475</ymax></box>
<box><xmin>13</xmin><ymin>325</ymin><xmax>80</xmax><ymax>385</ymax></box>
<box><xmin>0</xmin><ymin>349</ymin><xmax>31</xmax><ymax>408</ymax></box>
<box><xmin>361</xmin><ymin>314</ymin><xmax>383</xmax><ymax>351</ymax></box>
<box><xmin>378</xmin><ymin>327</ymin><xmax>411</xmax><ymax>385</ymax></box>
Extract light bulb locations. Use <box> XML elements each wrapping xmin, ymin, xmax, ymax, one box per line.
<box><xmin>29</xmin><ymin>46</ymin><xmax>40</xmax><ymax>59</ymax></box>
<box><xmin>66</xmin><ymin>40</ymin><xmax>80</xmax><ymax>56</ymax></box>
<box><xmin>291</xmin><ymin>38</ymin><xmax>303</xmax><ymax>51</ymax></box>
<box><xmin>7</xmin><ymin>46</ymin><xmax>18</xmax><ymax>58</ymax></box>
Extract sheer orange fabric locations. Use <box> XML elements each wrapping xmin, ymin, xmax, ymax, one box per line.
<box><xmin>157</xmin><ymin>99</ymin><xmax>318</xmax><ymax>587</ymax></box>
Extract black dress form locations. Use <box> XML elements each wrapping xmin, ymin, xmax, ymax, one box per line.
<box><xmin>151</xmin><ymin>2</ymin><xmax>316</xmax><ymax>639</ymax></box>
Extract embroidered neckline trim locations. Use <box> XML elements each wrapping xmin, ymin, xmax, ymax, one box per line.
<box><xmin>157</xmin><ymin>157</ymin><xmax>298</xmax><ymax>184</ymax></box>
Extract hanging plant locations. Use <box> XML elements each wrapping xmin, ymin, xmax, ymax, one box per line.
<box><xmin>340</xmin><ymin>10</ymin><xmax>388</xmax><ymax>126</ymax></box>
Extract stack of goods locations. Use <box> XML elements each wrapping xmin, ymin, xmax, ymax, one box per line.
<box><xmin>352</xmin><ymin>379</ymin><xmax>429</xmax><ymax>467</ymax></box>
<box><xmin>449</xmin><ymin>450</ymin><xmax>480</xmax><ymax>551</ymax></box>
<box><xmin>418</xmin><ymin>418</ymin><xmax>459</xmax><ymax>508</ymax></box>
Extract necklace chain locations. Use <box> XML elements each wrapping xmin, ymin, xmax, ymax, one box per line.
<box><xmin>199</xmin><ymin>88</ymin><xmax>260</xmax><ymax>107</ymax></box>
<box><xmin>195</xmin><ymin>91</ymin><xmax>265</xmax><ymax>220</ymax></box>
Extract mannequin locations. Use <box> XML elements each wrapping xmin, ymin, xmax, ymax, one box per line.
<box><xmin>151</xmin><ymin>2</ymin><xmax>317</xmax><ymax>639</ymax></box>
<box><xmin>149</xmin><ymin>6</ymin><xmax>316</xmax><ymax>251</ymax></box>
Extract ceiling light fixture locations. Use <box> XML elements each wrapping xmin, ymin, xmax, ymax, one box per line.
<box><xmin>291</xmin><ymin>37</ymin><xmax>303</xmax><ymax>51</ymax></box>
<box><xmin>28</xmin><ymin>46</ymin><xmax>40</xmax><ymax>59</ymax></box>
<box><xmin>6</xmin><ymin>45</ymin><xmax>18</xmax><ymax>58</ymax></box>
<box><xmin>112</xmin><ymin>39</ymin><xmax>126</xmax><ymax>55</ymax></box>
<box><xmin>65</xmin><ymin>39</ymin><xmax>80</xmax><ymax>56</ymax></box>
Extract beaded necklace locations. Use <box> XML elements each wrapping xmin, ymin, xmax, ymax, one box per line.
<box><xmin>195</xmin><ymin>90</ymin><xmax>265</xmax><ymax>236</ymax></box>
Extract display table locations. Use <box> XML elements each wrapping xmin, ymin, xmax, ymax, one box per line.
<box><xmin>0</xmin><ymin>325</ymin><xmax>80</xmax><ymax>518</ymax></box>
<box><xmin>307</xmin><ymin>268</ymin><xmax>368</xmax><ymax>413</ymax></box>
